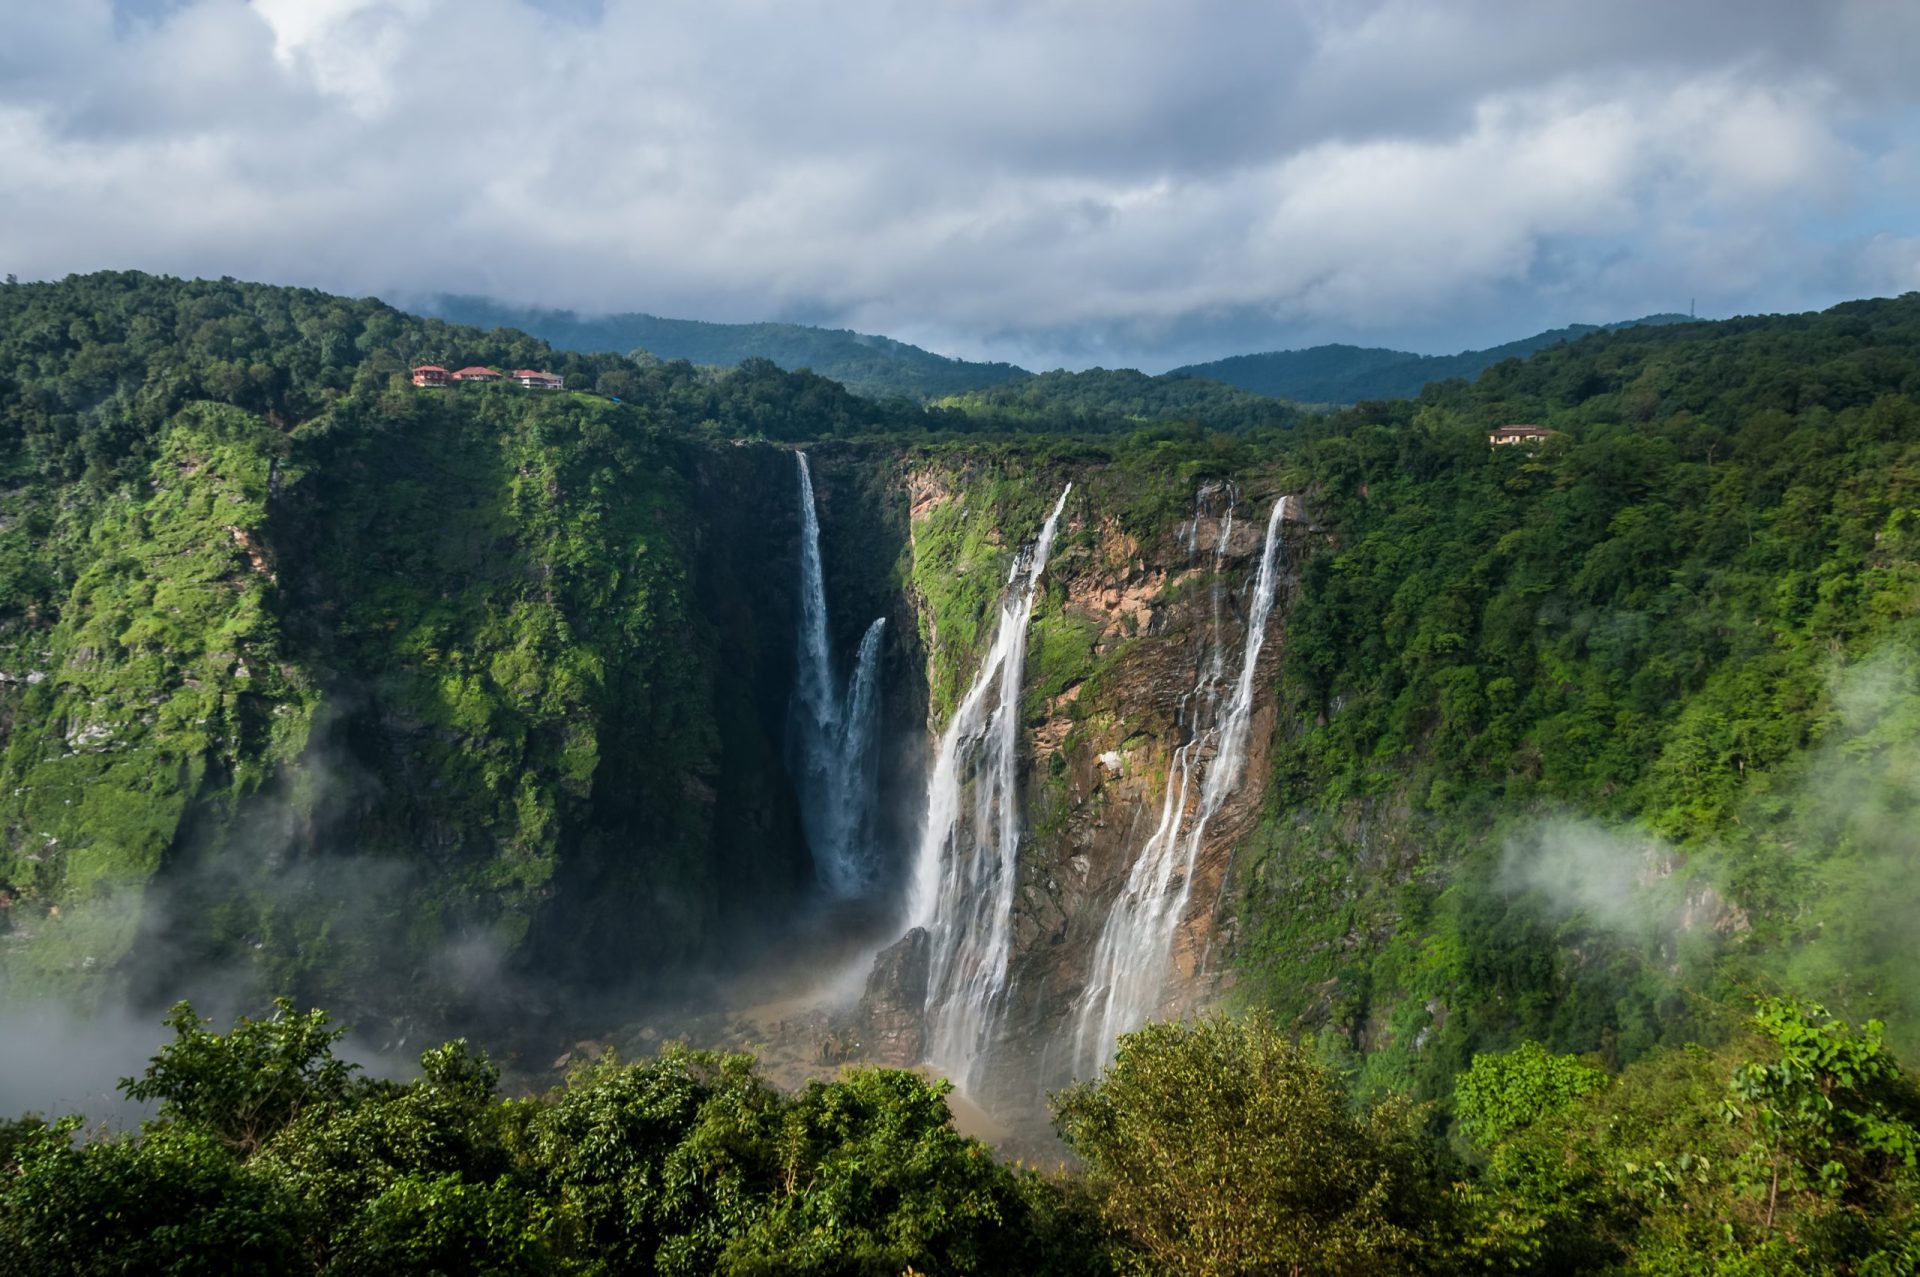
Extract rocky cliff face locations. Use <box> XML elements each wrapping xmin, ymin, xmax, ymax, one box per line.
<box><xmin>1</xmin><ymin>409</ymin><xmax>1307</xmax><ymax>1088</ymax></box>
<box><xmin>874</xmin><ymin>458</ymin><xmax>1310</xmax><ymax>1109</ymax></box>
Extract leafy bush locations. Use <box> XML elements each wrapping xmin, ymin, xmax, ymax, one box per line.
<box><xmin>1053</xmin><ymin>1015</ymin><xmax>1450</xmax><ymax>1276</ymax></box>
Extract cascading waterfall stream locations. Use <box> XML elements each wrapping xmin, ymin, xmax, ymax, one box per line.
<box><xmin>909</xmin><ymin>484</ymin><xmax>1073</xmax><ymax>1094</ymax></box>
<box><xmin>1071</xmin><ymin>492</ymin><xmax>1289</xmax><ymax>1075</ymax></box>
<box><xmin>789</xmin><ymin>452</ymin><xmax>887</xmax><ymax>897</ymax></box>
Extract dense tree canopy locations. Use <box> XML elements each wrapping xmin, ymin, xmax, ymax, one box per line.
<box><xmin>7</xmin><ymin>1000</ymin><xmax>1917</xmax><ymax>1273</ymax></box>
<box><xmin>1231</xmin><ymin>291</ymin><xmax>1920</xmax><ymax>1108</ymax></box>
<box><xmin>932</xmin><ymin>368</ymin><xmax>1300</xmax><ymax>434</ymax></box>
<box><xmin>0</xmin><ymin>1003</ymin><xmax>1102</xmax><ymax>1277</ymax></box>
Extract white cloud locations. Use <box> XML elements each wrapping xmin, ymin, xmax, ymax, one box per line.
<box><xmin>251</xmin><ymin>0</ymin><xmax>437</xmax><ymax>110</ymax></box>
<box><xmin>1</xmin><ymin>0</ymin><xmax>1915</xmax><ymax>367</ymax></box>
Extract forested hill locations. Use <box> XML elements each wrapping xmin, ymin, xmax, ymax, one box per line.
<box><xmin>423</xmin><ymin>295</ymin><xmax>1697</xmax><ymax>412</ymax></box>
<box><xmin>1235</xmin><ymin>287</ymin><xmax>1920</xmax><ymax>1096</ymax></box>
<box><xmin>931</xmin><ymin>366</ymin><xmax>1301</xmax><ymax>432</ymax></box>
<box><xmin>0</xmin><ymin>269</ymin><xmax>950</xmax><ymax>1024</ymax></box>
<box><xmin>426</xmin><ymin>294</ymin><xmax>1030</xmax><ymax>402</ymax></box>
<box><xmin>0</xmin><ymin>269</ymin><xmax>1272</xmax><ymax>1024</ymax></box>
<box><xmin>3</xmin><ymin>276</ymin><xmax>1920</xmax><ymax>1273</ymax></box>
<box><xmin>1174</xmin><ymin>312</ymin><xmax>1692</xmax><ymax>402</ymax></box>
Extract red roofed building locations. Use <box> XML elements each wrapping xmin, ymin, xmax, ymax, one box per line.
<box><xmin>452</xmin><ymin>366</ymin><xmax>503</xmax><ymax>383</ymax></box>
<box><xmin>410</xmin><ymin>364</ymin><xmax>452</xmax><ymax>387</ymax></box>
<box><xmin>511</xmin><ymin>369</ymin><xmax>564</xmax><ymax>390</ymax></box>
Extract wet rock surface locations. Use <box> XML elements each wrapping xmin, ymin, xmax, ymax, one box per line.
<box><xmin>873</xmin><ymin>476</ymin><xmax>1313</xmax><ymax>1119</ymax></box>
<box><xmin>860</xmin><ymin>927</ymin><xmax>931</xmax><ymax>1066</ymax></box>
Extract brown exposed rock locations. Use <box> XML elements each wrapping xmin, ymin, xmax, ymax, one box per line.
<box><xmin>1085</xmin><ymin>573</ymin><xmax>1168</xmax><ymax>638</ymax></box>
<box><xmin>995</xmin><ymin>490</ymin><xmax>1307</xmax><ymax>1104</ymax></box>
<box><xmin>907</xmin><ymin>472</ymin><xmax>954</xmax><ymax>522</ymax></box>
<box><xmin>226</xmin><ymin>525</ymin><xmax>276</xmax><ymax>580</ymax></box>
<box><xmin>860</xmin><ymin>927</ymin><xmax>931</xmax><ymax>1066</ymax></box>
<box><xmin>851</xmin><ymin>474</ymin><xmax>1316</xmax><ymax>1120</ymax></box>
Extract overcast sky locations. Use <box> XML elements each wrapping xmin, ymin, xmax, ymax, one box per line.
<box><xmin>5</xmin><ymin>0</ymin><xmax>1919</xmax><ymax>370</ymax></box>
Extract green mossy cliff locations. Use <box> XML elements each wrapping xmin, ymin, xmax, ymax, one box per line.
<box><xmin>0</xmin><ymin>274</ymin><xmax>856</xmax><ymax>1025</ymax></box>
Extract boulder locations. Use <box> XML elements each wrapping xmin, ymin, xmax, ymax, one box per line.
<box><xmin>860</xmin><ymin>927</ymin><xmax>930</xmax><ymax>1066</ymax></box>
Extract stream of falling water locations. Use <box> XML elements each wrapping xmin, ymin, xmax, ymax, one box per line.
<box><xmin>909</xmin><ymin>485</ymin><xmax>1073</xmax><ymax>1094</ymax></box>
<box><xmin>790</xmin><ymin>452</ymin><xmax>887</xmax><ymax>897</ymax></box>
<box><xmin>1070</xmin><ymin>492</ymin><xmax>1289</xmax><ymax>1075</ymax></box>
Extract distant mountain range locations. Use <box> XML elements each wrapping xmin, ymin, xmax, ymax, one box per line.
<box><xmin>426</xmin><ymin>294</ymin><xmax>1696</xmax><ymax>408</ymax></box>
<box><xmin>1171</xmin><ymin>315</ymin><xmax>1694</xmax><ymax>404</ymax></box>
<box><xmin>424</xmin><ymin>296</ymin><xmax>1029</xmax><ymax>402</ymax></box>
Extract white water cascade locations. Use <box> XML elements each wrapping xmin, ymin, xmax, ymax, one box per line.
<box><xmin>789</xmin><ymin>451</ymin><xmax>888</xmax><ymax>897</ymax></box>
<box><xmin>910</xmin><ymin>484</ymin><xmax>1073</xmax><ymax>1093</ymax></box>
<box><xmin>1071</xmin><ymin>492</ymin><xmax>1289</xmax><ymax>1075</ymax></box>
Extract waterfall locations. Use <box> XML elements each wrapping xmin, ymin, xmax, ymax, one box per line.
<box><xmin>910</xmin><ymin>484</ymin><xmax>1073</xmax><ymax>1093</ymax></box>
<box><xmin>1071</xmin><ymin>492</ymin><xmax>1288</xmax><ymax>1075</ymax></box>
<box><xmin>831</xmin><ymin>616</ymin><xmax>887</xmax><ymax>890</ymax></box>
<box><xmin>792</xmin><ymin>452</ymin><xmax>838</xmax><ymax>777</ymax></box>
<box><xmin>789</xmin><ymin>452</ymin><xmax>887</xmax><ymax>897</ymax></box>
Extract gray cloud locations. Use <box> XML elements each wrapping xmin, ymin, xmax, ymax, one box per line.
<box><xmin>4</xmin><ymin>0</ymin><xmax>1918</xmax><ymax>368</ymax></box>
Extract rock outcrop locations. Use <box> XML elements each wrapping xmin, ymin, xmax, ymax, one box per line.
<box><xmin>873</xmin><ymin>465</ymin><xmax>1311</xmax><ymax>1113</ymax></box>
<box><xmin>861</xmin><ymin>927</ymin><xmax>932</xmax><ymax>1066</ymax></box>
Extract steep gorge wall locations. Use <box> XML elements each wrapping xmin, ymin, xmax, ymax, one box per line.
<box><xmin>880</xmin><ymin>453</ymin><xmax>1312</xmax><ymax>1102</ymax></box>
<box><xmin>0</xmin><ymin>399</ymin><xmax>838</xmax><ymax>1035</ymax></box>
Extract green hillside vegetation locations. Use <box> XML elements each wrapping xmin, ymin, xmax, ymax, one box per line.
<box><xmin>849</xmin><ymin>289</ymin><xmax>1920</xmax><ymax>1131</ymax></box>
<box><xmin>932</xmin><ymin>367</ymin><xmax>1301</xmax><ymax>433</ymax></box>
<box><xmin>0</xmin><ymin>271</ymin><xmax>936</xmax><ymax>1016</ymax></box>
<box><xmin>428</xmin><ymin>295</ymin><xmax>1030</xmax><ymax>402</ymax></box>
<box><xmin>1175</xmin><ymin>313</ymin><xmax>1693</xmax><ymax>403</ymax></box>
<box><xmin>0</xmin><ymin>272</ymin><xmax>1312</xmax><ymax>1017</ymax></box>
<box><xmin>886</xmin><ymin>292</ymin><xmax>1920</xmax><ymax>1119</ymax></box>
<box><xmin>1234</xmin><ymin>292</ymin><xmax>1920</xmax><ymax>1103</ymax></box>
<box><xmin>5</xmin><ymin>272</ymin><xmax>1920</xmax><ymax>1270</ymax></box>
<box><xmin>4</xmin><ymin>998</ymin><xmax>1914</xmax><ymax>1274</ymax></box>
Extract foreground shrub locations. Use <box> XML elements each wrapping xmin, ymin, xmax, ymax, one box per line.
<box><xmin>1053</xmin><ymin>1015</ymin><xmax>1451</xmax><ymax>1276</ymax></box>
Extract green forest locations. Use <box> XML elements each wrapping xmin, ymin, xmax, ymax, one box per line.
<box><xmin>1238</xmin><ymin>299</ymin><xmax>1920</xmax><ymax>1100</ymax></box>
<box><xmin>930</xmin><ymin>367</ymin><xmax>1300</xmax><ymax>434</ymax></box>
<box><xmin>3</xmin><ymin>998</ymin><xmax>1912</xmax><ymax>1274</ymax></box>
<box><xmin>2</xmin><ymin>272</ymin><xmax>1920</xmax><ymax>1272</ymax></box>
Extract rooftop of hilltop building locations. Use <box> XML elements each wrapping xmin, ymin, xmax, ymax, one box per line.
<box><xmin>1488</xmin><ymin>424</ymin><xmax>1560</xmax><ymax>445</ymax></box>
<box><xmin>409</xmin><ymin>364</ymin><xmax>558</xmax><ymax>388</ymax></box>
